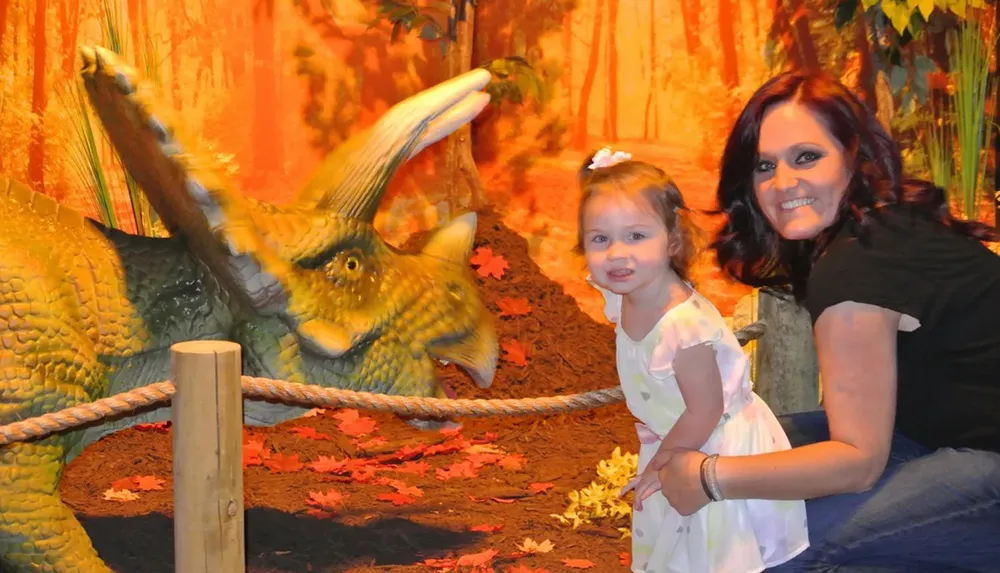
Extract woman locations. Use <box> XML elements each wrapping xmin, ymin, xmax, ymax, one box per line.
<box><xmin>655</xmin><ymin>70</ymin><xmax>1000</xmax><ymax>571</ymax></box>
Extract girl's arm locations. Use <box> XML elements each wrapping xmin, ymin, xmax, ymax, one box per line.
<box><xmin>714</xmin><ymin>301</ymin><xmax>900</xmax><ymax>499</ymax></box>
<box><xmin>652</xmin><ymin>343</ymin><xmax>725</xmax><ymax>459</ymax></box>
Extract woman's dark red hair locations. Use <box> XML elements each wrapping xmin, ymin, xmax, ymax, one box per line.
<box><xmin>710</xmin><ymin>69</ymin><xmax>998</xmax><ymax>301</ymax></box>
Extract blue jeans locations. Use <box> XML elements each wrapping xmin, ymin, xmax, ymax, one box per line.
<box><xmin>766</xmin><ymin>410</ymin><xmax>1000</xmax><ymax>573</ymax></box>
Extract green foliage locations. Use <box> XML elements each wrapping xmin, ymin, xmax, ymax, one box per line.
<box><xmin>67</xmin><ymin>0</ymin><xmax>159</xmax><ymax>237</ymax></box>
<box><xmin>369</xmin><ymin>1</ymin><xmax>547</xmax><ymax>109</ymax></box>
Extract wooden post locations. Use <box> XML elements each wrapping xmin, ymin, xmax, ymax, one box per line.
<box><xmin>754</xmin><ymin>289</ymin><xmax>822</xmax><ymax>415</ymax></box>
<box><xmin>171</xmin><ymin>341</ymin><xmax>246</xmax><ymax>573</ymax></box>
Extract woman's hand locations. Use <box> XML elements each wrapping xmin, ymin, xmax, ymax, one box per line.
<box><xmin>619</xmin><ymin>467</ymin><xmax>662</xmax><ymax>511</ymax></box>
<box><xmin>657</xmin><ymin>448</ymin><xmax>710</xmax><ymax>516</ymax></box>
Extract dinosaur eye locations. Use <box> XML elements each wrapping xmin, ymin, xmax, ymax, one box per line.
<box><xmin>345</xmin><ymin>256</ymin><xmax>360</xmax><ymax>272</ymax></box>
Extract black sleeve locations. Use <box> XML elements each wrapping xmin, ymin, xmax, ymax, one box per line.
<box><xmin>803</xmin><ymin>214</ymin><xmax>933</xmax><ymax>325</ymax></box>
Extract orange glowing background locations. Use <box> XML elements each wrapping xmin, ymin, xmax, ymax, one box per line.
<box><xmin>0</xmin><ymin>0</ymin><xmax>929</xmax><ymax>320</ymax></box>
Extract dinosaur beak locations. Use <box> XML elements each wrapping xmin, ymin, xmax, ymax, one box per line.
<box><xmin>429</xmin><ymin>316</ymin><xmax>498</xmax><ymax>389</ymax></box>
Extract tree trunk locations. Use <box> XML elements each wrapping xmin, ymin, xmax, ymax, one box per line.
<box><xmin>605</xmin><ymin>0</ymin><xmax>619</xmax><ymax>142</ymax></box>
<box><xmin>854</xmin><ymin>11</ymin><xmax>877</xmax><ymax>113</ymax></box>
<box><xmin>755</xmin><ymin>289</ymin><xmax>821</xmax><ymax>415</ymax></box>
<box><xmin>643</xmin><ymin>0</ymin><xmax>658</xmax><ymax>140</ymax></box>
<box><xmin>60</xmin><ymin>0</ymin><xmax>80</xmax><ymax>79</ymax></box>
<box><xmin>994</xmin><ymin>2</ymin><xmax>999</xmax><ymax>228</ymax></box>
<box><xmin>28</xmin><ymin>0</ymin><xmax>46</xmax><ymax>193</ymax></box>
<box><xmin>749</xmin><ymin>0</ymin><xmax>761</xmax><ymax>43</ymax></box>
<box><xmin>128</xmin><ymin>0</ymin><xmax>141</xmax><ymax>61</ymax></box>
<box><xmin>680</xmin><ymin>0</ymin><xmax>701</xmax><ymax>59</ymax></box>
<box><xmin>562</xmin><ymin>9</ymin><xmax>572</xmax><ymax>110</ymax></box>
<box><xmin>0</xmin><ymin>0</ymin><xmax>10</xmax><ymax>64</ymax></box>
<box><xmin>252</xmin><ymin>0</ymin><xmax>283</xmax><ymax>178</ymax></box>
<box><xmin>573</xmin><ymin>0</ymin><xmax>604</xmax><ymax>150</ymax></box>
<box><xmin>444</xmin><ymin>0</ymin><xmax>486</xmax><ymax>212</ymax></box>
<box><xmin>718</xmin><ymin>0</ymin><xmax>739</xmax><ymax>90</ymax></box>
<box><xmin>787</xmin><ymin>0</ymin><xmax>819</xmax><ymax>71</ymax></box>
<box><xmin>169</xmin><ymin>4</ymin><xmax>183</xmax><ymax>108</ymax></box>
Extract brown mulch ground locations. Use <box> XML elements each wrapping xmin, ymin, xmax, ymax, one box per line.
<box><xmin>60</xmin><ymin>209</ymin><xmax>639</xmax><ymax>572</ymax></box>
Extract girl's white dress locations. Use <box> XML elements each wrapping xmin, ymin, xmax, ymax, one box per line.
<box><xmin>592</xmin><ymin>280</ymin><xmax>809</xmax><ymax>573</ymax></box>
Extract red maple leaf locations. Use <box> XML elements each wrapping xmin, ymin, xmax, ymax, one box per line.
<box><xmin>352</xmin><ymin>436</ymin><xmax>388</xmax><ymax>449</ymax></box>
<box><xmin>498</xmin><ymin>453</ymin><xmax>527</xmax><ymax>470</ymax></box>
<box><xmin>134</xmin><ymin>421</ymin><xmax>170</xmax><ymax>432</ymax></box>
<box><xmin>132</xmin><ymin>476</ymin><xmax>166</xmax><ymax>491</ymax></box>
<box><xmin>376</xmin><ymin>492</ymin><xmax>417</xmax><ymax>506</ymax></box>
<box><xmin>466</xmin><ymin>452</ymin><xmax>504</xmax><ymax>468</ymax></box>
<box><xmin>528</xmin><ymin>482</ymin><xmax>554</xmax><ymax>495</ymax></box>
<box><xmin>469</xmin><ymin>246</ymin><xmax>508</xmax><ymax>280</ymax></box>
<box><xmin>456</xmin><ymin>548</ymin><xmax>499</xmax><ymax>567</ymax></box>
<box><xmin>264</xmin><ymin>453</ymin><xmax>304</xmax><ymax>473</ymax></box>
<box><xmin>308</xmin><ymin>455</ymin><xmax>348</xmax><ymax>474</ymax></box>
<box><xmin>422</xmin><ymin>557</ymin><xmax>456</xmax><ymax>570</ymax></box>
<box><xmin>469</xmin><ymin>523</ymin><xmax>504</xmax><ymax>533</ymax></box>
<box><xmin>332</xmin><ymin>409</ymin><xmax>378</xmax><ymax>437</ymax></box>
<box><xmin>111</xmin><ymin>477</ymin><xmax>136</xmax><ymax>491</ymax></box>
<box><xmin>501</xmin><ymin>340</ymin><xmax>530</xmax><ymax>366</ymax></box>
<box><xmin>290</xmin><ymin>426</ymin><xmax>332</xmax><ymax>441</ymax></box>
<box><xmin>391</xmin><ymin>460</ymin><xmax>431</xmax><ymax>476</ymax></box>
<box><xmin>619</xmin><ymin>552</ymin><xmax>632</xmax><ymax>567</ymax></box>
<box><xmin>306</xmin><ymin>489</ymin><xmax>346</xmax><ymax>511</ymax></box>
<box><xmin>496</xmin><ymin>297</ymin><xmax>532</xmax><ymax>317</ymax></box>
<box><xmin>561</xmin><ymin>558</ymin><xmax>596</xmax><ymax>569</ymax></box>
<box><xmin>436</xmin><ymin>460</ymin><xmax>479</xmax><ymax>480</ymax></box>
<box><xmin>242</xmin><ymin>438</ymin><xmax>271</xmax><ymax>469</ymax></box>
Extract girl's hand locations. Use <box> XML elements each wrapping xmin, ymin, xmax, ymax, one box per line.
<box><xmin>657</xmin><ymin>449</ymin><xmax>710</xmax><ymax>516</ymax></box>
<box><xmin>619</xmin><ymin>468</ymin><xmax>662</xmax><ymax>511</ymax></box>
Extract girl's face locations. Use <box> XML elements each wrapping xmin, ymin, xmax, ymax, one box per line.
<box><xmin>753</xmin><ymin>101</ymin><xmax>852</xmax><ymax>240</ymax></box>
<box><xmin>581</xmin><ymin>192</ymin><xmax>676</xmax><ymax>298</ymax></box>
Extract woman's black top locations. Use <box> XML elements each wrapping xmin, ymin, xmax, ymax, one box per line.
<box><xmin>805</xmin><ymin>204</ymin><xmax>1000</xmax><ymax>453</ymax></box>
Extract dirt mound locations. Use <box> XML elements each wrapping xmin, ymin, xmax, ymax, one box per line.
<box><xmin>61</xmin><ymin>210</ymin><xmax>637</xmax><ymax>572</ymax></box>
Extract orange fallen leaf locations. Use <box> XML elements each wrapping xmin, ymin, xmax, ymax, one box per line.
<box><xmin>510</xmin><ymin>566</ymin><xmax>551</xmax><ymax>573</ymax></box>
<box><xmin>619</xmin><ymin>552</ymin><xmax>632</xmax><ymax>567</ymax></box>
<box><xmin>352</xmin><ymin>436</ymin><xmax>388</xmax><ymax>449</ymax></box>
<box><xmin>469</xmin><ymin>523</ymin><xmax>504</xmax><ymax>533</ymax></box>
<box><xmin>243</xmin><ymin>438</ymin><xmax>271</xmax><ymax>469</ymax></box>
<box><xmin>436</xmin><ymin>460</ymin><xmax>478</xmax><ymax>480</ymax></box>
<box><xmin>307</xmin><ymin>489</ymin><xmax>346</xmax><ymax>511</ymax></box>
<box><xmin>456</xmin><ymin>548</ymin><xmax>499</xmax><ymax>567</ymax></box>
<box><xmin>391</xmin><ymin>460</ymin><xmax>431</xmax><ymax>476</ymax></box>
<box><xmin>466</xmin><ymin>451</ymin><xmax>504</xmax><ymax>468</ymax></box>
<box><xmin>332</xmin><ymin>409</ymin><xmax>378</xmax><ymax>437</ymax></box>
<box><xmin>290</xmin><ymin>426</ymin><xmax>332</xmax><ymax>441</ymax></box>
<box><xmin>302</xmin><ymin>408</ymin><xmax>326</xmax><ymax>417</ymax></box>
<box><xmin>528</xmin><ymin>482</ymin><xmax>554</xmax><ymax>495</ymax></box>
<box><xmin>517</xmin><ymin>537</ymin><xmax>554</xmax><ymax>553</ymax></box>
<box><xmin>134</xmin><ymin>421</ymin><xmax>170</xmax><ymax>432</ymax></box>
<box><xmin>422</xmin><ymin>557</ymin><xmax>456</xmax><ymax>569</ymax></box>
<box><xmin>496</xmin><ymin>297</ymin><xmax>532</xmax><ymax>317</ymax></box>
<box><xmin>498</xmin><ymin>453</ymin><xmax>527</xmax><ymax>470</ymax></box>
<box><xmin>491</xmin><ymin>497</ymin><xmax>518</xmax><ymax>504</ymax></box>
<box><xmin>501</xmin><ymin>340</ymin><xmax>530</xmax><ymax>367</ymax></box>
<box><xmin>264</xmin><ymin>452</ymin><xmax>304</xmax><ymax>473</ymax></box>
<box><xmin>562</xmin><ymin>558</ymin><xmax>596</xmax><ymax>569</ymax></box>
<box><xmin>470</xmin><ymin>246</ymin><xmax>508</xmax><ymax>280</ymax></box>
<box><xmin>103</xmin><ymin>488</ymin><xmax>139</xmax><ymax>502</ymax></box>
<box><xmin>132</xmin><ymin>476</ymin><xmax>166</xmax><ymax>491</ymax></box>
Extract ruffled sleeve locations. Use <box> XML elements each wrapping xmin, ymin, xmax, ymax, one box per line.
<box><xmin>586</xmin><ymin>275</ymin><xmax>621</xmax><ymax>323</ymax></box>
<box><xmin>648</xmin><ymin>297</ymin><xmax>724</xmax><ymax>380</ymax></box>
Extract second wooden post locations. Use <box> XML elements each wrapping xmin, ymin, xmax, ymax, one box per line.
<box><xmin>171</xmin><ymin>340</ymin><xmax>246</xmax><ymax>573</ymax></box>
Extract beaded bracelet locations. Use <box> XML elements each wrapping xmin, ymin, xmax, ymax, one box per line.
<box><xmin>699</xmin><ymin>454</ymin><xmax>725</xmax><ymax>502</ymax></box>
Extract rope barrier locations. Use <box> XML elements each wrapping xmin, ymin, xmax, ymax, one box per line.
<box><xmin>0</xmin><ymin>320</ymin><xmax>765</xmax><ymax>447</ymax></box>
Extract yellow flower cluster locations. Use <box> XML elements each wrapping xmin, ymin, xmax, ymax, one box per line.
<box><xmin>864</xmin><ymin>0</ymin><xmax>986</xmax><ymax>35</ymax></box>
<box><xmin>551</xmin><ymin>446</ymin><xmax>639</xmax><ymax>538</ymax></box>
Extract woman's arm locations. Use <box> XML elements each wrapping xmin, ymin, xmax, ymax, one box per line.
<box><xmin>652</xmin><ymin>344</ymin><xmax>725</xmax><ymax>459</ymax></box>
<box><xmin>715</xmin><ymin>301</ymin><xmax>900</xmax><ymax>499</ymax></box>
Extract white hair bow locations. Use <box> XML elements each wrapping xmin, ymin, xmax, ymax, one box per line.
<box><xmin>587</xmin><ymin>146</ymin><xmax>632</xmax><ymax>170</ymax></box>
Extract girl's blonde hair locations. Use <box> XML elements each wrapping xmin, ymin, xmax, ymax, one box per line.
<box><xmin>575</xmin><ymin>151</ymin><xmax>702</xmax><ymax>283</ymax></box>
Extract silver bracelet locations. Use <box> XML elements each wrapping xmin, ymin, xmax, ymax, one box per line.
<box><xmin>704</xmin><ymin>454</ymin><xmax>725</xmax><ymax>502</ymax></box>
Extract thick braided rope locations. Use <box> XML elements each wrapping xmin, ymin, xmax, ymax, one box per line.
<box><xmin>0</xmin><ymin>320</ymin><xmax>765</xmax><ymax>447</ymax></box>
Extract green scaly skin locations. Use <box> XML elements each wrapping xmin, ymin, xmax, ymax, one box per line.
<box><xmin>0</xmin><ymin>45</ymin><xmax>498</xmax><ymax>572</ymax></box>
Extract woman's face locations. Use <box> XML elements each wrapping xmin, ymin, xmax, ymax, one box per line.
<box><xmin>752</xmin><ymin>101</ymin><xmax>852</xmax><ymax>240</ymax></box>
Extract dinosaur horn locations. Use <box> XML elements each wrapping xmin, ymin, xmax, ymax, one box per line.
<box><xmin>295</xmin><ymin>68</ymin><xmax>492</xmax><ymax>221</ymax></box>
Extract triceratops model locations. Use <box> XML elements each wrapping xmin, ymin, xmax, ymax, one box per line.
<box><xmin>0</xmin><ymin>45</ymin><xmax>499</xmax><ymax>572</ymax></box>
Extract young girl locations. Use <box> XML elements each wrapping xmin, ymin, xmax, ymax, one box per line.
<box><xmin>578</xmin><ymin>147</ymin><xmax>809</xmax><ymax>573</ymax></box>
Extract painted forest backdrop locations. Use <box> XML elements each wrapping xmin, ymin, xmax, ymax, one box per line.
<box><xmin>0</xmin><ymin>0</ymin><xmax>997</xmax><ymax>318</ymax></box>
